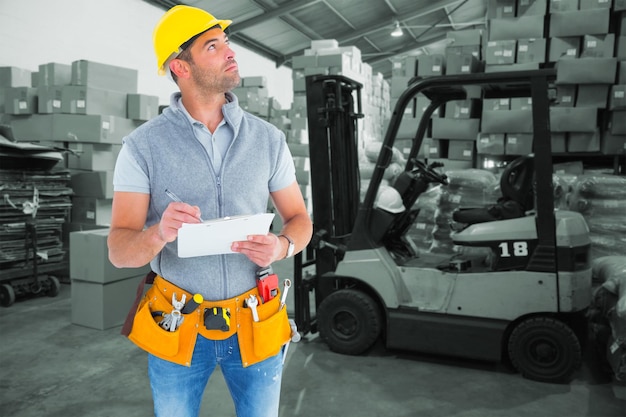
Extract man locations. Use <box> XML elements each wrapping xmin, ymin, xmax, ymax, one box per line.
<box><xmin>107</xmin><ymin>5</ymin><xmax>312</xmax><ymax>417</ymax></box>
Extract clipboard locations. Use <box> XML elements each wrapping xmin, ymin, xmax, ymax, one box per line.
<box><xmin>177</xmin><ymin>213</ymin><xmax>275</xmax><ymax>258</ymax></box>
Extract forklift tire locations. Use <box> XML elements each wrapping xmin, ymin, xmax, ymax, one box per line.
<box><xmin>507</xmin><ymin>316</ymin><xmax>582</xmax><ymax>384</ymax></box>
<box><xmin>317</xmin><ymin>289</ymin><xmax>382</xmax><ymax>355</ymax></box>
<box><xmin>46</xmin><ymin>276</ymin><xmax>61</xmax><ymax>298</ymax></box>
<box><xmin>0</xmin><ymin>283</ymin><xmax>16</xmax><ymax>307</ymax></box>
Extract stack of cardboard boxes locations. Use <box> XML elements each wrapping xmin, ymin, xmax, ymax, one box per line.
<box><xmin>288</xmin><ymin>39</ymin><xmax>392</xmax><ymax>215</ymax></box>
<box><xmin>0</xmin><ymin>59</ymin><xmax>157</xmax><ymax>325</ymax></box>
<box><xmin>385</xmin><ymin>0</ymin><xmax>626</xmax><ymax>169</ymax></box>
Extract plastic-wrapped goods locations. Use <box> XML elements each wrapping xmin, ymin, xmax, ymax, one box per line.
<box><xmin>570</xmin><ymin>174</ymin><xmax>626</xmax><ymax>200</ymax></box>
<box><xmin>588</xmin><ymin>256</ymin><xmax>626</xmax><ymax>381</ymax></box>
<box><xmin>406</xmin><ymin>185</ymin><xmax>442</xmax><ymax>252</ymax></box>
<box><xmin>359</xmin><ymin>159</ymin><xmax>403</xmax><ymax>183</ymax></box>
<box><xmin>364</xmin><ymin>141</ymin><xmax>406</xmax><ymax>164</ymax></box>
<box><xmin>567</xmin><ymin>174</ymin><xmax>626</xmax><ymax>257</ymax></box>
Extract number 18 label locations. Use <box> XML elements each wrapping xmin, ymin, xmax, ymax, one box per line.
<box><xmin>498</xmin><ymin>241</ymin><xmax>529</xmax><ymax>257</ymax></box>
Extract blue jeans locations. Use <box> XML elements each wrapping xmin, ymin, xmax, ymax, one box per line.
<box><xmin>148</xmin><ymin>333</ymin><xmax>283</xmax><ymax>417</ymax></box>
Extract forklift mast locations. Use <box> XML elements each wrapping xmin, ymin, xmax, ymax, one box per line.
<box><xmin>293</xmin><ymin>75</ymin><xmax>363</xmax><ymax>334</ymax></box>
<box><xmin>303</xmin><ymin>75</ymin><xmax>363</xmax><ymax>276</ymax></box>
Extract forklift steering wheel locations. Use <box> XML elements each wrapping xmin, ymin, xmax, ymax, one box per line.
<box><xmin>412</xmin><ymin>159</ymin><xmax>448</xmax><ymax>185</ymax></box>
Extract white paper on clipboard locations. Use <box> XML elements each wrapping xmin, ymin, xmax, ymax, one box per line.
<box><xmin>177</xmin><ymin>213</ymin><xmax>275</xmax><ymax>258</ymax></box>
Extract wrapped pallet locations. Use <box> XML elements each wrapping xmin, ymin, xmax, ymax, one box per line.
<box><xmin>567</xmin><ymin>174</ymin><xmax>626</xmax><ymax>258</ymax></box>
<box><xmin>588</xmin><ymin>256</ymin><xmax>626</xmax><ymax>381</ymax></box>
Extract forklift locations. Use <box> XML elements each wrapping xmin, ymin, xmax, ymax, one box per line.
<box><xmin>293</xmin><ymin>69</ymin><xmax>592</xmax><ymax>384</ymax></box>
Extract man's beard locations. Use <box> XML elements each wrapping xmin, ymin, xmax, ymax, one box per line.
<box><xmin>190</xmin><ymin>61</ymin><xmax>241</xmax><ymax>93</ymax></box>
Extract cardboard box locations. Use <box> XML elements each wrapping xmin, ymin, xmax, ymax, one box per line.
<box><xmin>517</xmin><ymin>0</ymin><xmax>548</xmax><ymax>15</ymax></box>
<box><xmin>446</xmin><ymin>28</ymin><xmax>482</xmax><ymax>46</ymax></box>
<box><xmin>70</xmin><ymin>197</ymin><xmax>112</xmax><ymax>225</ymax></box>
<box><xmin>517</xmin><ymin>38</ymin><xmax>547</xmax><ymax>64</ymax></box>
<box><xmin>431</xmin><ymin>118</ymin><xmax>480</xmax><ymax>140</ymax></box>
<box><xmin>4</xmin><ymin>87</ymin><xmax>37</xmax><ymax>115</ymax></box>
<box><xmin>0</xmin><ymin>66</ymin><xmax>32</xmax><ymax>87</ymax></box>
<box><xmin>477</xmin><ymin>133</ymin><xmax>505</xmax><ymax>154</ymax></box>
<box><xmin>580</xmin><ymin>34</ymin><xmax>615</xmax><ymax>58</ymax></box>
<box><xmin>71</xmin><ymin>60</ymin><xmax>138</xmax><ymax>93</ymax></box>
<box><xmin>37</xmin><ymin>62</ymin><xmax>71</xmax><ymax>86</ymax></box>
<box><xmin>549</xmin><ymin>9</ymin><xmax>610</xmax><ymax>37</ymax></box>
<box><xmin>485</xmin><ymin>40</ymin><xmax>517</xmax><ymax>65</ymax></box>
<box><xmin>555</xmin><ymin>85</ymin><xmax>576</xmax><ymax>107</ymax></box>
<box><xmin>600</xmin><ymin>131</ymin><xmax>626</xmax><ymax>154</ymax></box>
<box><xmin>618</xmin><ymin>36</ymin><xmax>626</xmax><ymax>59</ymax></box>
<box><xmin>10</xmin><ymin>114</ymin><xmax>139</xmax><ymax>144</ymax></box>
<box><xmin>609</xmin><ymin>85</ymin><xmax>626</xmax><ymax>110</ymax></box>
<box><xmin>505</xmin><ymin>133</ymin><xmax>533</xmax><ymax>155</ymax></box>
<box><xmin>487</xmin><ymin>0</ymin><xmax>516</xmax><ymax>18</ymax></box>
<box><xmin>71</xmin><ymin>274</ymin><xmax>144</xmax><ymax>330</ymax></box>
<box><xmin>127</xmin><ymin>93</ymin><xmax>159</xmax><ymax>121</ymax></box>
<box><xmin>37</xmin><ymin>85</ymin><xmax>64</xmax><ymax>113</ymax></box>
<box><xmin>555</xmin><ymin>58</ymin><xmax>617</xmax><ymax>84</ymax></box>
<box><xmin>67</xmin><ymin>143</ymin><xmax>121</xmax><ymax>171</ymax></box>
<box><xmin>481</xmin><ymin>109</ymin><xmax>533</xmax><ymax>133</ymax></box>
<box><xmin>576</xmin><ymin>84</ymin><xmax>609</xmax><ymax>107</ymax></box>
<box><xmin>445</xmin><ymin>53</ymin><xmax>482</xmax><ymax>75</ymax></box>
<box><xmin>567</xmin><ymin>129</ymin><xmax>601</xmax><ymax>152</ymax></box>
<box><xmin>448</xmin><ymin>140</ymin><xmax>475</xmax><ymax>160</ymax></box>
<box><xmin>488</xmin><ymin>15</ymin><xmax>545</xmax><ymax>41</ymax></box>
<box><xmin>510</xmin><ymin>97</ymin><xmax>533</xmax><ymax>110</ymax></box>
<box><xmin>549</xmin><ymin>0</ymin><xmax>579</xmax><ymax>12</ymax></box>
<box><xmin>483</xmin><ymin>98</ymin><xmax>510</xmax><ymax>110</ymax></box>
<box><xmin>548</xmin><ymin>37</ymin><xmax>580</xmax><ymax>61</ymax></box>
<box><xmin>550</xmin><ymin>107</ymin><xmax>598</xmax><ymax>132</ymax></box>
<box><xmin>69</xmin><ymin>170</ymin><xmax>114</xmax><ymax>198</ymax></box>
<box><xmin>444</xmin><ymin>99</ymin><xmax>481</xmax><ymax>119</ymax></box>
<box><xmin>61</xmin><ymin>85</ymin><xmax>127</xmax><ymax>117</ymax></box>
<box><xmin>417</xmin><ymin>55</ymin><xmax>445</xmax><ymax>77</ymax></box>
<box><xmin>70</xmin><ymin>228</ymin><xmax>151</xmax><ymax>283</ymax></box>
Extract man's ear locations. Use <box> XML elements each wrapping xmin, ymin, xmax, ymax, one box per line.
<box><xmin>169</xmin><ymin>59</ymin><xmax>190</xmax><ymax>79</ymax></box>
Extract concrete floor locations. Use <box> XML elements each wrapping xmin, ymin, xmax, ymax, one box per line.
<box><xmin>1</xmin><ymin>265</ymin><xmax>625</xmax><ymax>417</ymax></box>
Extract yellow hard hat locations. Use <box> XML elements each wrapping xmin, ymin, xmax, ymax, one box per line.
<box><xmin>153</xmin><ymin>5</ymin><xmax>232</xmax><ymax>76</ymax></box>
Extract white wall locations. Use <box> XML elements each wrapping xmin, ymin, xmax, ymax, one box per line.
<box><xmin>0</xmin><ymin>0</ymin><xmax>293</xmax><ymax>106</ymax></box>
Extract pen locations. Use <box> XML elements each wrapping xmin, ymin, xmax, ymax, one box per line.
<box><xmin>165</xmin><ymin>189</ymin><xmax>203</xmax><ymax>222</ymax></box>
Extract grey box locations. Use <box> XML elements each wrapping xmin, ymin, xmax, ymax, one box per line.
<box><xmin>431</xmin><ymin>118</ymin><xmax>480</xmax><ymax>140</ymax></box>
<box><xmin>67</xmin><ymin>143</ymin><xmax>121</xmax><ymax>171</ymax></box>
<box><xmin>71</xmin><ymin>60</ymin><xmax>138</xmax><ymax>93</ymax></box>
<box><xmin>488</xmin><ymin>15</ymin><xmax>545</xmax><ymax>41</ymax></box>
<box><xmin>549</xmin><ymin>9</ymin><xmax>610</xmax><ymax>37</ymax></box>
<box><xmin>69</xmin><ymin>228</ymin><xmax>151</xmax><ymax>283</ymax></box>
<box><xmin>4</xmin><ymin>87</ymin><xmax>37</xmax><ymax>115</ymax></box>
<box><xmin>37</xmin><ymin>62</ymin><xmax>71</xmax><ymax>87</ymax></box>
<box><xmin>61</xmin><ymin>85</ymin><xmax>127</xmax><ymax>117</ymax></box>
<box><xmin>0</xmin><ymin>66</ymin><xmax>32</xmax><ymax>87</ymax></box>
<box><xmin>127</xmin><ymin>93</ymin><xmax>159</xmax><ymax>121</ymax></box>
<box><xmin>69</xmin><ymin>170</ymin><xmax>114</xmax><ymax>198</ymax></box>
<box><xmin>555</xmin><ymin>58</ymin><xmax>617</xmax><ymax>84</ymax></box>
<box><xmin>481</xmin><ymin>110</ymin><xmax>533</xmax><ymax>133</ymax></box>
<box><xmin>11</xmin><ymin>114</ymin><xmax>140</xmax><ymax>144</ymax></box>
<box><xmin>71</xmin><ymin>274</ymin><xmax>144</xmax><ymax>330</ymax></box>
<box><xmin>550</xmin><ymin>107</ymin><xmax>598</xmax><ymax>132</ymax></box>
<box><xmin>37</xmin><ymin>85</ymin><xmax>64</xmax><ymax>113</ymax></box>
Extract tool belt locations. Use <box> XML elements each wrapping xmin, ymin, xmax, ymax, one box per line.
<box><xmin>124</xmin><ymin>272</ymin><xmax>292</xmax><ymax>368</ymax></box>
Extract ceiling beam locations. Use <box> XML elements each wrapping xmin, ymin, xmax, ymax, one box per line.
<box><xmin>228</xmin><ymin>0</ymin><xmax>322</xmax><ymax>33</ymax></box>
<box><xmin>341</xmin><ymin>0</ymin><xmax>464</xmax><ymax>43</ymax></box>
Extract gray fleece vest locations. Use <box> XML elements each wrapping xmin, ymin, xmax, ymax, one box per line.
<box><xmin>122</xmin><ymin>92</ymin><xmax>286</xmax><ymax>300</ymax></box>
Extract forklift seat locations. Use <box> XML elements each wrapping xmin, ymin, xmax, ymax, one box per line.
<box><xmin>453</xmin><ymin>155</ymin><xmax>535</xmax><ymax>225</ymax></box>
